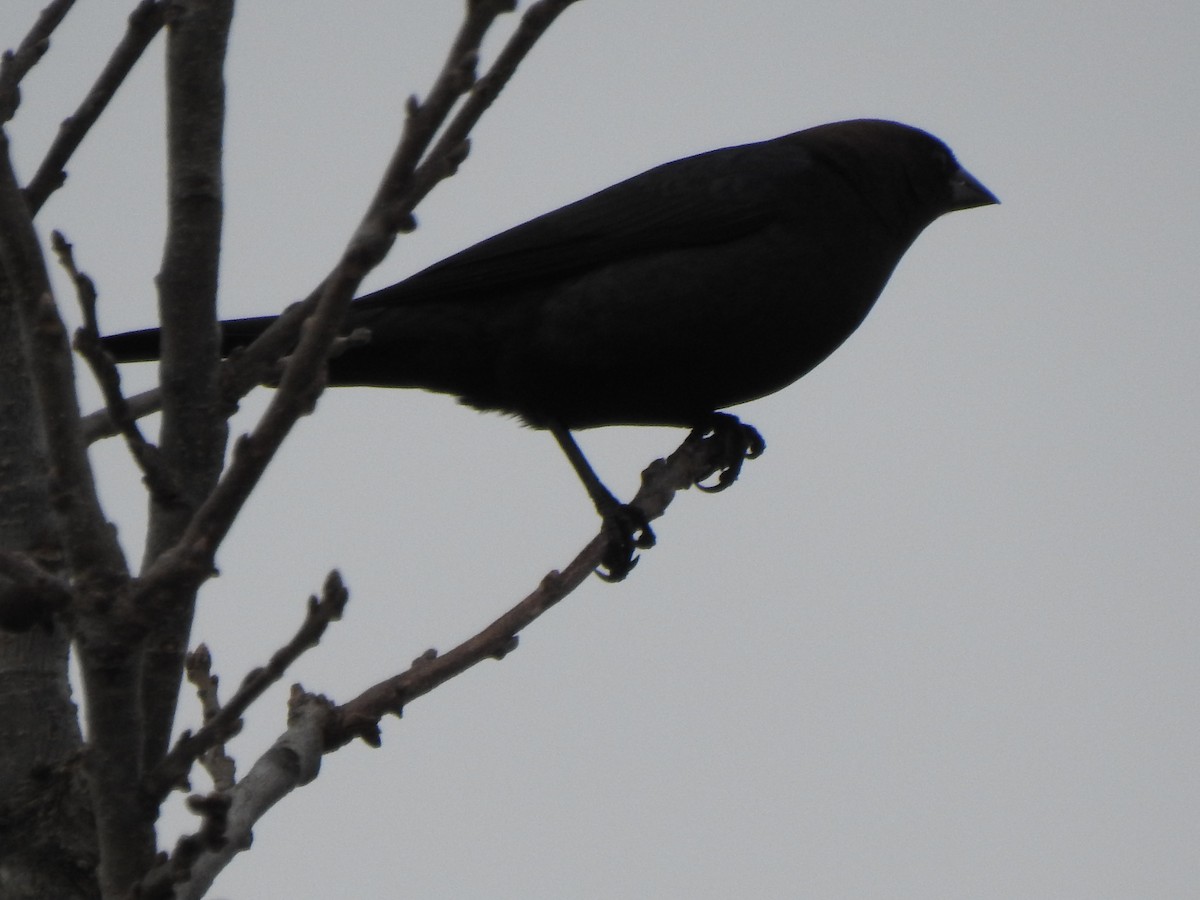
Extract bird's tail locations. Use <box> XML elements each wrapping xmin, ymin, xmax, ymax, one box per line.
<box><xmin>101</xmin><ymin>315</ymin><xmax>277</xmax><ymax>362</ymax></box>
<box><xmin>101</xmin><ymin>302</ymin><xmax>498</xmax><ymax>403</ymax></box>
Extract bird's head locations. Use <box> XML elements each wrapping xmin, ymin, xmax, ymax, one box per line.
<box><xmin>803</xmin><ymin>118</ymin><xmax>998</xmax><ymax>231</ymax></box>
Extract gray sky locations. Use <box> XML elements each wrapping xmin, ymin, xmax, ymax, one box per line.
<box><xmin>3</xmin><ymin>1</ymin><xmax>1197</xmax><ymax>897</ymax></box>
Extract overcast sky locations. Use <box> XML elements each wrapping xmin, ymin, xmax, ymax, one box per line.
<box><xmin>3</xmin><ymin>1</ymin><xmax>1197</xmax><ymax>897</ymax></box>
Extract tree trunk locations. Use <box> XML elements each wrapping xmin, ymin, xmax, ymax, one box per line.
<box><xmin>0</xmin><ymin>284</ymin><xmax>97</xmax><ymax>898</ymax></box>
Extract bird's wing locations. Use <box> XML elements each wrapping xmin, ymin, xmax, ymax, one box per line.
<box><xmin>356</xmin><ymin>140</ymin><xmax>805</xmax><ymax>307</ymax></box>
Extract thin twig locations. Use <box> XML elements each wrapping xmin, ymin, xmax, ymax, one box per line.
<box><xmin>400</xmin><ymin>0</ymin><xmax>583</xmax><ymax>214</ymax></box>
<box><xmin>146</xmin><ymin>415</ymin><xmax>759</xmax><ymax>897</ymax></box>
<box><xmin>81</xmin><ymin>384</ymin><xmax>161</xmax><ymax>443</ymax></box>
<box><xmin>184</xmin><ymin>644</ymin><xmax>236</xmax><ymax>790</ymax></box>
<box><xmin>145</xmin><ymin>571</ymin><xmax>349</xmax><ymax>802</ymax></box>
<box><xmin>79</xmin><ymin>0</ymin><xmax>585</xmax><ymax>448</ymax></box>
<box><xmin>24</xmin><ymin>0</ymin><xmax>166</xmax><ymax>212</ymax></box>
<box><xmin>50</xmin><ymin>230</ymin><xmax>180</xmax><ymax>504</ymax></box>
<box><xmin>0</xmin><ymin>0</ymin><xmax>77</xmax><ymax>123</ymax></box>
<box><xmin>329</xmin><ymin>423</ymin><xmax>756</xmax><ymax>747</ymax></box>
<box><xmin>130</xmin><ymin>0</ymin><xmax>556</xmax><ymax>609</ymax></box>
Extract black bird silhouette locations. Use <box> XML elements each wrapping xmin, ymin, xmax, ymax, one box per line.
<box><xmin>104</xmin><ymin>119</ymin><xmax>997</xmax><ymax>578</ymax></box>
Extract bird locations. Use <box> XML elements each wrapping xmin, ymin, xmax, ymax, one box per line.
<box><xmin>103</xmin><ymin>118</ymin><xmax>998</xmax><ymax>579</ymax></box>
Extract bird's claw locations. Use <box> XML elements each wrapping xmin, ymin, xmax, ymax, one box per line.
<box><xmin>691</xmin><ymin>413</ymin><xmax>766</xmax><ymax>493</ymax></box>
<box><xmin>596</xmin><ymin>503</ymin><xmax>656</xmax><ymax>582</ymax></box>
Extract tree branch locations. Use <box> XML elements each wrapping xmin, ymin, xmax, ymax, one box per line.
<box><xmin>0</xmin><ymin>0</ymin><xmax>77</xmax><ymax>123</ymax></box>
<box><xmin>81</xmin><ymin>383</ymin><xmax>164</xmax><ymax>443</ymax></box>
<box><xmin>144</xmin><ymin>571</ymin><xmax>349</xmax><ymax>802</ymax></box>
<box><xmin>0</xmin><ymin>119</ymin><xmax>122</xmax><ymax>586</ymax></box>
<box><xmin>330</xmin><ymin>423</ymin><xmax>757</xmax><ymax>745</ymax></box>
<box><xmin>131</xmin><ymin>0</ymin><xmax>572</xmax><ymax>617</ymax></box>
<box><xmin>78</xmin><ymin>0</ymin><xmax>585</xmax><ymax>448</ymax></box>
<box><xmin>23</xmin><ymin>0</ymin><xmax>166</xmax><ymax>213</ymax></box>
<box><xmin>135</xmin><ymin>0</ymin><xmax>236</xmax><ymax>789</ymax></box>
<box><xmin>0</xmin><ymin>127</ymin><xmax>142</xmax><ymax>900</ymax></box>
<box><xmin>400</xmin><ymin>0</ymin><xmax>583</xmax><ymax>213</ymax></box>
<box><xmin>183</xmin><ymin>645</ymin><xmax>235</xmax><ymax>791</ymax></box>
<box><xmin>143</xmin><ymin>414</ymin><xmax>759</xmax><ymax>799</ymax></box>
<box><xmin>148</xmin><ymin>688</ymin><xmax>335</xmax><ymax>900</ymax></box>
<box><xmin>50</xmin><ymin>230</ymin><xmax>180</xmax><ymax>506</ymax></box>
<box><xmin>136</xmin><ymin>419</ymin><xmax>758</xmax><ymax>896</ymax></box>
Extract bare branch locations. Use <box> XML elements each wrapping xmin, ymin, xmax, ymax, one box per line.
<box><xmin>50</xmin><ymin>230</ymin><xmax>181</xmax><ymax>506</ymax></box>
<box><xmin>82</xmin><ymin>383</ymin><xmax>165</xmax><ymax>443</ymax></box>
<box><xmin>0</xmin><ymin>5</ymin><xmax>187</xmax><ymax>890</ymax></box>
<box><xmin>24</xmin><ymin>0</ymin><xmax>166</xmax><ymax>213</ymax></box>
<box><xmin>131</xmin><ymin>0</ymin><xmax>569</xmax><ymax>608</ymax></box>
<box><xmin>141</xmin><ymin>420</ymin><xmax>759</xmax><ymax>894</ymax></box>
<box><xmin>151</xmin><ymin>688</ymin><xmax>336</xmax><ymax>900</ymax></box>
<box><xmin>137</xmin><ymin>0</ymin><xmax>236</xmax><ymax>789</ymax></box>
<box><xmin>145</xmin><ymin>571</ymin><xmax>349</xmax><ymax>802</ymax></box>
<box><xmin>0</xmin><ymin>137</ymin><xmax>123</xmax><ymax>582</ymax></box>
<box><xmin>401</xmin><ymin>0</ymin><xmax>583</xmax><ymax>213</ymax></box>
<box><xmin>126</xmin><ymin>0</ymin><xmax>529</xmax><ymax>452</ymax></box>
<box><xmin>134</xmin><ymin>427</ymin><xmax>753</xmax><ymax>893</ymax></box>
<box><xmin>78</xmin><ymin>318</ymin><xmax>374</xmax><ymax>445</ymax></box>
<box><xmin>332</xmin><ymin>422</ymin><xmax>759</xmax><ymax>746</ymax></box>
<box><xmin>79</xmin><ymin>0</ymin><xmax>585</xmax><ymax>449</ymax></box>
<box><xmin>0</xmin><ymin>0</ymin><xmax>77</xmax><ymax>123</ymax></box>
<box><xmin>3</xmin><ymin>2</ymin><xmax>592</xmax><ymax>894</ymax></box>
<box><xmin>184</xmin><ymin>645</ymin><xmax>236</xmax><ymax>790</ymax></box>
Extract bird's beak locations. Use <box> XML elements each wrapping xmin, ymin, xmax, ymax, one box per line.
<box><xmin>948</xmin><ymin>166</ymin><xmax>999</xmax><ymax>210</ymax></box>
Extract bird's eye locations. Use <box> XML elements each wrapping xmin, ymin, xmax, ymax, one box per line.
<box><xmin>932</xmin><ymin>149</ymin><xmax>956</xmax><ymax>176</ymax></box>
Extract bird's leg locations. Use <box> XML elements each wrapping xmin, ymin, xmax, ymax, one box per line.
<box><xmin>690</xmin><ymin>412</ymin><xmax>766</xmax><ymax>493</ymax></box>
<box><xmin>549</xmin><ymin>423</ymin><xmax>655</xmax><ymax>581</ymax></box>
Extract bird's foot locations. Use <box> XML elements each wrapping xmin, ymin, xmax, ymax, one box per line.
<box><xmin>690</xmin><ymin>413</ymin><xmax>766</xmax><ymax>493</ymax></box>
<box><xmin>597</xmin><ymin>503</ymin><xmax>657</xmax><ymax>582</ymax></box>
